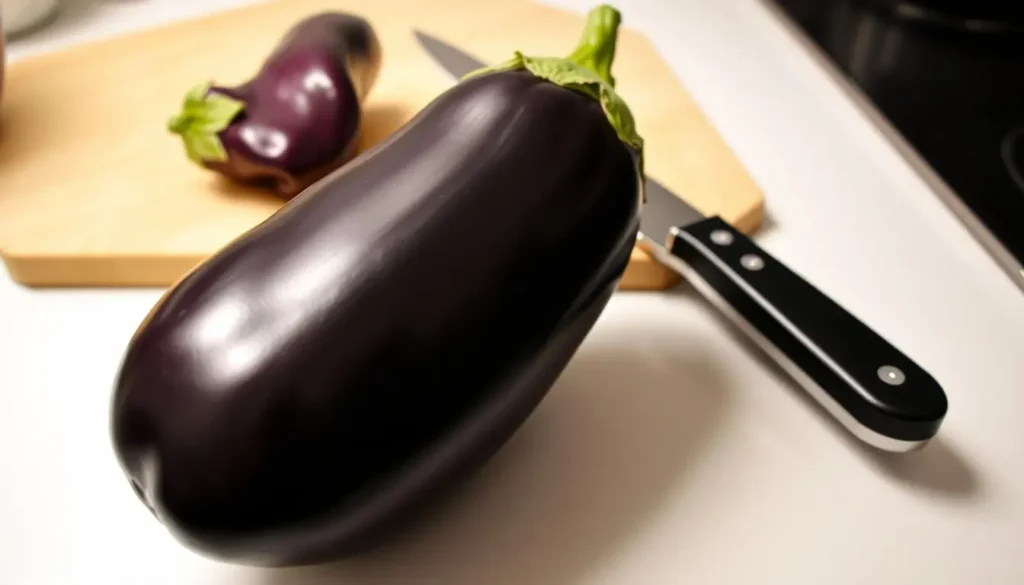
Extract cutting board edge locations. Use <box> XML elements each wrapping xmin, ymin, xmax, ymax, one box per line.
<box><xmin>0</xmin><ymin>196</ymin><xmax>764</xmax><ymax>290</ymax></box>
<box><xmin>0</xmin><ymin>245</ymin><xmax>680</xmax><ymax>290</ymax></box>
<box><xmin>0</xmin><ymin>250</ymin><xmax>206</xmax><ymax>288</ymax></box>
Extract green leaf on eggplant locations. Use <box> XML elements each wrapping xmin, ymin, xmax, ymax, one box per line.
<box><xmin>167</xmin><ymin>82</ymin><xmax>246</xmax><ymax>165</ymax></box>
<box><xmin>461</xmin><ymin>4</ymin><xmax>646</xmax><ymax>189</ymax></box>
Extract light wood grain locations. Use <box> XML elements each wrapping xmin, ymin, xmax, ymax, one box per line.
<box><xmin>0</xmin><ymin>0</ymin><xmax>762</xmax><ymax>289</ymax></box>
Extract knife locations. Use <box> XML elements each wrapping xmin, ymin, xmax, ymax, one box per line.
<box><xmin>413</xmin><ymin>30</ymin><xmax>949</xmax><ymax>452</ymax></box>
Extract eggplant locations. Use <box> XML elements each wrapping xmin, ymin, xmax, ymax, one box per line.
<box><xmin>167</xmin><ymin>12</ymin><xmax>382</xmax><ymax>200</ymax></box>
<box><xmin>112</xmin><ymin>4</ymin><xmax>645</xmax><ymax>567</ymax></box>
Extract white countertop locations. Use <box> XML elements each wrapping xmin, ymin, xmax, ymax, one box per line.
<box><xmin>2</xmin><ymin>0</ymin><xmax>1023</xmax><ymax>583</ymax></box>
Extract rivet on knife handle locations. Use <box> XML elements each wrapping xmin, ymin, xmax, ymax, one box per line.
<box><xmin>667</xmin><ymin>216</ymin><xmax>949</xmax><ymax>452</ymax></box>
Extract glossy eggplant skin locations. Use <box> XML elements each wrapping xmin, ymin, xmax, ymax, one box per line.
<box><xmin>172</xmin><ymin>12</ymin><xmax>382</xmax><ymax>199</ymax></box>
<box><xmin>111</xmin><ymin>68</ymin><xmax>642</xmax><ymax>566</ymax></box>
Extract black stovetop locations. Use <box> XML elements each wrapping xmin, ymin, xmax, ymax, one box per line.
<box><xmin>769</xmin><ymin>0</ymin><xmax>1024</xmax><ymax>290</ymax></box>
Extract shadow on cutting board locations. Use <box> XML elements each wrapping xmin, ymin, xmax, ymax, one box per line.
<box><xmin>0</xmin><ymin>96</ymin><xmax>22</xmax><ymax>171</ymax></box>
<box><xmin>357</xmin><ymin>102</ymin><xmax>417</xmax><ymax>154</ymax></box>
<box><xmin>257</xmin><ymin>334</ymin><xmax>733</xmax><ymax>585</ymax></box>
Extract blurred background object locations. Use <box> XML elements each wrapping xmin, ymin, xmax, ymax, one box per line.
<box><xmin>768</xmin><ymin>0</ymin><xmax>1024</xmax><ymax>293</ymax></box>
<box><xmin>1</xmin><ymin>0</ymin><xmax>61</xmax><ymax>37</ymax></box>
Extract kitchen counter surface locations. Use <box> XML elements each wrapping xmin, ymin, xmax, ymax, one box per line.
<box><xmin>2</xmin><ymin>0</ymin><xmax>1022</xmax><ymax>583</ymax></box>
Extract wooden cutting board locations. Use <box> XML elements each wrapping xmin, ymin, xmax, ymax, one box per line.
<box><xmin>0</xmin><ymin>0</ymin><xmax>762</xmax><ymax>290</ymax></box>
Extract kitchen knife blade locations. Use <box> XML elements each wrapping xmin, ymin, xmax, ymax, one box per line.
<box><xmin>413</xmin><ymin>29</ymin><xmax>949</xmax><ymax>452</ymax></box>
<box><xmin>414</xmin><ymin>30</ymin><xmax>485</xmax><ymax>79</ymax></box>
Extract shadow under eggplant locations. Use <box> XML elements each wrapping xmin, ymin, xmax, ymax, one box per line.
<box><xmin>356</xmin><ymin>101</ymin><xmax>415</xmax><ymax>154</ymax></box>
<box><xmin>252</xmin><ymin>327</ymin><xmax>734</xmax><ymax>585</ymax></box>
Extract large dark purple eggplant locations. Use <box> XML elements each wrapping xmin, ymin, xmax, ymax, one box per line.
<box><xmin>111</xmin><ymin>4</ymin><xmax>645</xmax><ymax>567</ymax></box>
<box><xmin>167</xmin><ymin>12</ymin><xmax>382</xmax><ymax>200</ymax></box>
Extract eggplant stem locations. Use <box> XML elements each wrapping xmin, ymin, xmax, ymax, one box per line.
<box><xmin>166</xmin><ymin>82</ymin><xmax>246</xmax><ymax>164</ymax></box>
<box><xmin>565</xmin><ymin>4</ymin><xmax>622</xmax><ymax>88</ymax></box>
<box><xmin>167</xmin><ymin>114</ymin><xmax>189</xmax><ymax>135</ymax></box>
<box><xmin>457</xmin><ymin>4</ymin><xmax>643</xmax><ymax>179</ymax></box>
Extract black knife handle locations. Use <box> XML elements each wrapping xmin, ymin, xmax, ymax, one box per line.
<box><xmin>668</xmin><ymin>216</ymin><xmax>948</xmax><ymax>451</ymax></box>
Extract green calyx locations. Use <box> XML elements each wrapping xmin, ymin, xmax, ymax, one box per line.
<box><xmin>463</xmin><ymin>4</ymin><xmax>645</xmax><ymax>182</ymax></box>
<box><xmin>166</xmin><ymin>82</ymin><xmax>245</xmax><ymax>165</ymax></box>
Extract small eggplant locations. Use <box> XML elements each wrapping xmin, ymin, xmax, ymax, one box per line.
<box><xmin>113</xmin><ymin>4</ymin><xmax>644</xmax><ymax>567</ymax></box>
<box><xmin>167</xmin><ymin>12</ymin><xmax>382</xmax><ymax>199</ymax></box>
